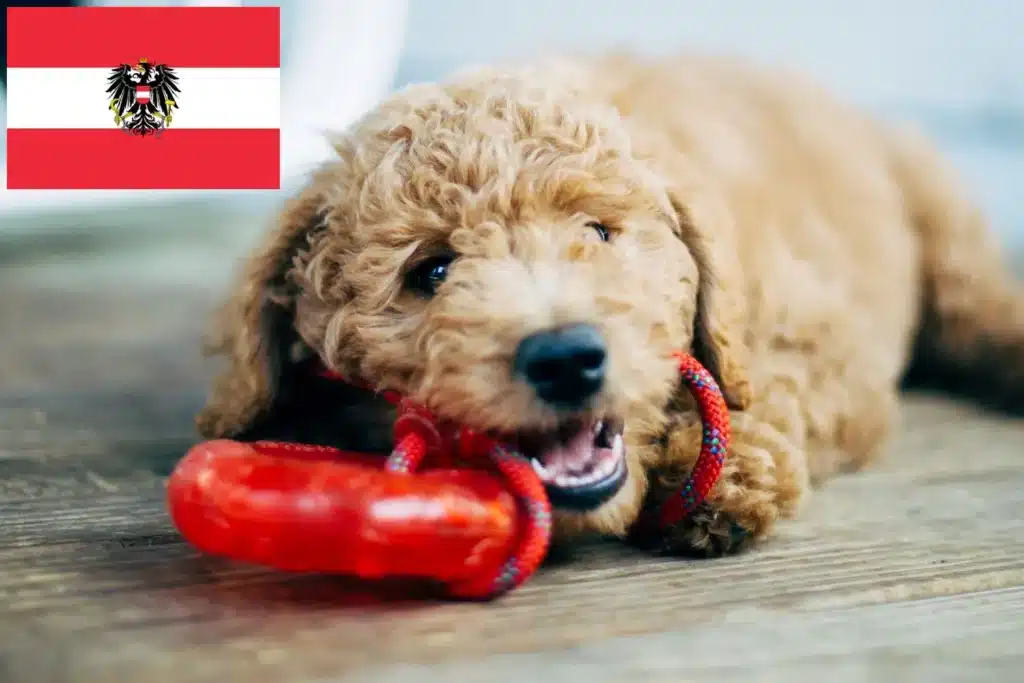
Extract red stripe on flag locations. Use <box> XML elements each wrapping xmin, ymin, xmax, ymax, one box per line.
<box><xmin>6</xmin><ymin>129</ymin><xmax>281</xmax><ymax>190</ymax></box>
<box><xmin>7</xmin><ymin>7</ymin><xmax>280</xmax><ymax>68</ymax></box>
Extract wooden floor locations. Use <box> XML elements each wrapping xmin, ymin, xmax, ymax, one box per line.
<box><xmin>2</xmin><ymin>246</ymin><xmax>1023</xmax><ymax>683</ymax></box>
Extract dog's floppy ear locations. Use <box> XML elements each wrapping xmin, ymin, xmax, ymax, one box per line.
<box><xmin>195</xmin><ymin>191</ymin><xmax>326</xmax><ymax>439</ymax></box>
<box><xmin>667</xmin><ymin>188</ymin><xmax>754</xmax><ymax>411</ymax></box>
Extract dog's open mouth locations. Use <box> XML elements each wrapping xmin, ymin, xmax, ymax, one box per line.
<box><xmin>513</xmin><ymin>417</ymin><xmax>627</xmax><ymax>511</ymax></box>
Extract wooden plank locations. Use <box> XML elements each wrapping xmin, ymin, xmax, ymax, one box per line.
<box><xmin>0</xmin><ymin>390</ymin><xmax>1021</xmax><ymax>682</ymax></box>
<box><xmin>357</xmin><ymin>589</ymin><xmax>1024</xmax><ymax>683</ymax></box>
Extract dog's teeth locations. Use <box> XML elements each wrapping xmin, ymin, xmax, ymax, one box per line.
<box><xmin>593</xmin><ymin>419</ymin><xmax>604</xmax><ymax>435</ymax></box>
<box><xmin>531</xmin><ymin>458</ymin><xmax>550</xmax><ymax>479</ymax></box>
<box><xmin>612</xmin><ymin>434</ymin><xmax>624</xmax><ymax>458</ymax></box>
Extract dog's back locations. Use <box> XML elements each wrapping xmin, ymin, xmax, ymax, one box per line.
<box><xmin>562</xmin><ymin>52</ymin><xmax>1024</xmax><ymax>414</ymax></box>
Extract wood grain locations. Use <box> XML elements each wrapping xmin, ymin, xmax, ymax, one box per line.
<box><xmin>1</xmin><ymin>258</ymin><xmax>1022</xmax><ymax>683</ymax></box>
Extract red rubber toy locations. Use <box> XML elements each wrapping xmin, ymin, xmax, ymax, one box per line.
<box><xmin>167</xmin><ymin>352</ymin><xmax>730</xmax><ymax>600</ymax></box>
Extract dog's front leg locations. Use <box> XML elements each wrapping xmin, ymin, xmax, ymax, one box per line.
<box><xmin>634</xmin><ymin>394</ymin><xmax>810</xmax><ymax>558</ymax></box>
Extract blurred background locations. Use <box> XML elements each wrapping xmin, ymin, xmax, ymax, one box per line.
<box><xmin>2</xmin><ymin>0</ymin><xmax>1022</xmax><ymax>298</ymax></box>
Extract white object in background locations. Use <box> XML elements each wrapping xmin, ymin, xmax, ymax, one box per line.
<box><xmin>0</xmin><ymin>0</ymin><xmax>408</xmax><ymax>217</ymax></box>
<box><xmin>281</xmin><ymin>0</ymin><xmax>409</xmax><ymax>182</ymax></box>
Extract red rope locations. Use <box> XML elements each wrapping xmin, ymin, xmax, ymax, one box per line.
<box><xmin>659</xmin><ymin>353</ymin><xmax>730</xmax><ymax>527</ymax></box>
<box><xmin>321</xmin><ymin>350</ymin><xmax>730</xmax><ymax>599</ymax></box>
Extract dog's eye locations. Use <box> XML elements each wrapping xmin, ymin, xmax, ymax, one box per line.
<box><xmin>587</xmin><ymin>222</ymin><xmax>611</xmax><ymax>242</ymax></box>
<box><xmin>406</xmin><ymin>255</ymin><xmax>454</xmax><ymax>296</ymax></box>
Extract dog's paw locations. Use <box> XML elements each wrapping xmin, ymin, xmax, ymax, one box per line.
<box><xmin>627</xmin><ymin>409</ymin><xmax>810</xmax><ymax>558</ymax></box>
<box><xmin>627</xmin><ymin>501</ymin><xmax>752</xmax><ymax>558</ymax></box>
<box><xmin>658</xmin><ymin>503</ymin><xmax>752</xmax><ymax>558</ymax></box>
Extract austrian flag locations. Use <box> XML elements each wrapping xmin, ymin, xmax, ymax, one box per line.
<box><xmin>6</xmin><ymin>6</ymin><xmax>281</xmax><ymax>190</ymax></box>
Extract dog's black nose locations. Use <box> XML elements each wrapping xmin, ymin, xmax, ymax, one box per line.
<box><xmin>514</xmin><ymin>324</ymin><xmax>607</xmax><ymax>409</ymax></box>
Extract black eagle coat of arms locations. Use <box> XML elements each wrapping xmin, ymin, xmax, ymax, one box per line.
<box><xmin>106</xmin><ymin>58</ymin><xmax>181</xmax><ymax>136</ymax></box>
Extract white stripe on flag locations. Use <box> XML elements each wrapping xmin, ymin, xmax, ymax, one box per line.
<box><xmin>6</xmin><ymin>67</ymin><xmax>280</xmax><ymax>130</ymax></box>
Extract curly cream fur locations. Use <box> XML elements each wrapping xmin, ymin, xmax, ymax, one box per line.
<box><xmin>197</xmin><ymin>52</ymin><xmax>1024</xmax><ymax>555</ymax></box>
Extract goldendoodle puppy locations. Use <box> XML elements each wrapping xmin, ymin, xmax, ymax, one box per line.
<box><xmin>196</xmin><ymin>53</ymin><xmax>1024</xmax><ymax>557</ymax></box>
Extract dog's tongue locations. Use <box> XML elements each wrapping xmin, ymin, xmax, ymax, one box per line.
<box><xmin>537</xmin><ymin>422</ymin><xmax>598</xmax><ymax>477</ymax></box>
